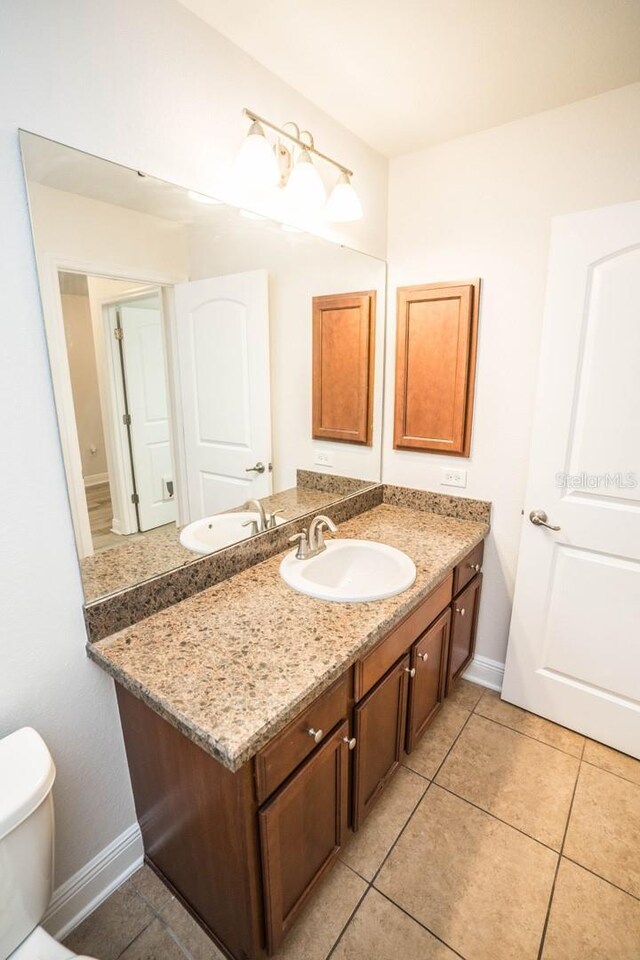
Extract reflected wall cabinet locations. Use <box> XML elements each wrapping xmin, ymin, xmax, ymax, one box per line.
<box><xmin>312</xmin><ymin>291</ymin><xmax>376</xmax><ymax>445</ymax></box>
<box><xmin>393</xmin><ymin>279</ymin><xmax>480</xmax><ymax>456</ymax></box>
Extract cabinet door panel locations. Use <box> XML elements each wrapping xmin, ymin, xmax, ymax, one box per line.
<box><xmin>406</xmin><ymin>609</ymin><xmax>451</xmax><ymax>753</ymax></box>
<box><xmin>353</xmin><ymin>655</ymin><xmax>409</xmax><ymax>829</ymax></box>
<box><xmin>259</xmin><ymin>720</ymin><xmax>349</xmax><ymax>953</ymax></box>
<box><xmin>448</xmin><ymin>573</ymin><xmax>483</xmax><ymax>691</ymax></box>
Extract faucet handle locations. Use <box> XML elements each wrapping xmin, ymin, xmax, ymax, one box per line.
<box><xmin>241</xmin><ymin>518</ymin><xmax>259</xmax><ymax>536</ymax></box>
<box><xmin>267</xmin><ymin>509</ymin><xmax>286</xmax><ymax>529</ymax></box>
<box><xmin>289</xmin><ymin>529</ymin><xmax>310</xmax><ymax>560</ymax></box>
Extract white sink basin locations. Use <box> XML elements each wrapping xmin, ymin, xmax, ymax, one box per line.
<box><xmin>280</xmin><ymin>539</ymin><xmax>416</xmax><ymax>603</ymax></box>
<box><xmin>180</xmin><ymin>511</ymin><xmax>285</xmax><ymax>555</ymax></box>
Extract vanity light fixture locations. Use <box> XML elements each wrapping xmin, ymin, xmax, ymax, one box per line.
<box><xmin>237</xmin><ymin>108</ymin><xmax>363</xmax><ymax>222</ymax></box>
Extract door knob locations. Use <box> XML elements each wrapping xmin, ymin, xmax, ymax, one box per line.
<box><xmin>529</xmin><ymin>510</ymin><xmax>561</xmax><ymax>531</ymax></box>
<box><xmin>456</xmin><ymin>607</ymin><xmax>465</xmax><ymax>617</ymax></box>
<box><xmin>405</xmin><ymin>667</ymin><xmax>416</xmax><ymax>678</ymax></box>
<box><xmin>417</xmin><ymin>651</ymin><xmax>429</xmax><ymax>661</ymax></box>
<box><xmin>307</xmin><ymin>727</ymin><xmax>323</xmax><ymax>743</ymax></box>
<box><xmin>246</xmin><ymin>462</ymin><xmax>266</xmax><ymax>474</ymax></box>
<box><xmin>467</xmin><ymin>562</ymin><xmax>481</xmax><ymax>572</ymax></box>
<box><xmin>342</xmin><ymin>736</ymin><xmax>357</xmax><ymax>750</ymax></box>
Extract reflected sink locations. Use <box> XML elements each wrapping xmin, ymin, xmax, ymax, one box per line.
<box><xmin>180</xmin><ymin>511</ymin><xmax>285</xmax><ymax>555</ymax></box>
<box><xmin>280</xmin><ymin>539</ymin><xmax>416</xmax><ymax>603</ymax></box>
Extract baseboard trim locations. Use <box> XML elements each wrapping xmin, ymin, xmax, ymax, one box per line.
<box><xmin>44</xmin><ymin>823</ymin><xmax>143</xmax><ymax>942</ymax></box>
<box><xmin>463</xmin><ymin>654</ymin><xmax>504</xmax><ymax>691</ymax></box>
<box><xmin>84</xmin><ymin>473</ymin><xmax>109</xmax><ymax>488</ymax></box>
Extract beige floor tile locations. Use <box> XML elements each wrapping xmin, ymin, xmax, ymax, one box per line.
<box><xmin>161</xmin><ymin>897</ymin><xmax>226</xmax><ymax>959</ymax></box>
<box><xmin>375</xmin><ymin>785</ymin><xmax>557</xmax><ymax>960</ymax></box>
<box><xmin>332</xmin><ymin>888</ymin><xmax>459</xmax><ymax>960</ymax></box>
<box><xmin>340</xmin><ymin>766</ymin><xmax>427</xmax><ymax>880</ymax></box>
<box><xmin>436</xmin><ymin>714</ymin><xmax>579</xmax><ymax>849</ymax></box>
<box><xmin>130</xmin><ymin>864</ymin><xmax>173</xmax><ymax>911</ymax></box>
<box><xmin>447</xmin><ymin>678</ymin><xmax>485</xmax><ymax>711</ymax></box>
<box><xmin>63</xmin><ymin>880</ymin><xmax>155</xmax><ymax>960</ymax></box>
<box><xmin>402</xmin><ymin>700</ymin><xmax>470</xmax><ymax>780</ymax></box>
<box><xmin>475</xmin><ymin>690</ymin><xmax>584</xmax><ymax>757</ymax></box>
<box><xmin>564</xmin><ymin>762</ymin><xmax>640</xmax><ymax>897</ymax></box>
<box><xmin>583</xmin><ymin>739</ymin><xmax>640</xmax><ymax>787</ymax></box>
<box><xmin>273</xmin><ymin>861</ymin><xmax>367</xmax><ymax>960</ymax></box>
<box><xmin>119</xmin><ymin>917</ymin><xmax>188</xmax><ymax>959</ymax></box>
<box><xmin>541</xmin><ymin>859</ymin><xmax>640</xmax><ymax>960</ymax></box>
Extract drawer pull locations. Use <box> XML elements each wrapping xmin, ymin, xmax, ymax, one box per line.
<box><xmin>405</xmin><ymin>667</ymin><xmax>416</xmax><ymax>678</ymax></box>
<box><xmin>468</xmin><ymin>562</ymin><xmax>481</xmax><ymax>572</ymax></box>
<box><xmin>307</xmin><ymin>727</ymin><xmax>323</xmax><ymax>743</ymax></box>
<box><xmin>456</xmin><ymin>607</ymin><xmax>466</xmax><ymax>617</ymax></box>
<box><xmin>342</xmin><ymin>736</ymin><xmax>357</xmax><ymax>750</ymax></box>
<box><xmin>417</xmin><ymin>651</ymin><xmax>429</xmax><ymax>662</ymax></box>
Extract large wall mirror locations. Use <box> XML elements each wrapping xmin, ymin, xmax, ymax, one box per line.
<box><xmin>20</xmin><ymin>132</ymin><xmax>385</xmax><ymax>603</ymax></box>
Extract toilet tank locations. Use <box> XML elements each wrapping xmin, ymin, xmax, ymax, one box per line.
<box><xmin>0</xmin><ymin>728</ymin><xmax>56</xmax><ymax>959</ymax></box>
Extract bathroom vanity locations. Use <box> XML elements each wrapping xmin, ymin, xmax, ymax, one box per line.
<box><xmin>89</xmin><ymin>498</ymin><xmax>487</xmax><ymax>960</ymax></box>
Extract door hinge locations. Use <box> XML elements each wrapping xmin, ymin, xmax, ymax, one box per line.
<box><xmin>113</xmin><ymin>327</ymin><xmax>124</xmax><ymax>341</ymax></box>
<box><xmin>131</xmin><ymin>493</ymin><xmax>139</xmax><ymax>505</ymax></box>
<box><xmin>122</xmin><ymin>413</ymin><xmax>131</xmax><ymax>426</ymax></box>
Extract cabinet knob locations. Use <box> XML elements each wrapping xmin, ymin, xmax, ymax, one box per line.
<box><xmin>468</xmin><ymin>562</ymin><xmax>481</xmax><ymax>572</ymax></box>
<box><xmin>417</xmin><ymin>651</ymin><xmax>429</xmax><ymax>662</ymax></box>
<box><xmin>307</xmin><ymin>727</ymin><xmax>323</xmax><ymax>743</ymax></box>
<box><xmin>342</xmin><ymin>736</ymin><xmax>357</xmax><ymax>750</ymax></box>
<box><xmin>405</xmin><ymin>667</ymin><xmax>416</xmax><ymax>678</ymax></box>
<box><xmin>456</xmin><ymin>607</ymin><xmax>466</xmax><ymax>617</ymax></box>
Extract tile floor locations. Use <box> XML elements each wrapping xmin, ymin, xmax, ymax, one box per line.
<box><xmin>86</xmin><ymin>481</ymin><xmax>174</xmax><ymax>553</ymax></box>
<box><xmin>64</xmin><ymin>681</ymin><xmax>640</xmax><ymax>960</ymax></box>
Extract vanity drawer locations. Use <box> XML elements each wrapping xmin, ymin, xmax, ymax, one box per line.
<box><xmin>453</xmin><ymin>541</ymin><xmax>484</xmax><ymax>596</ymax></box>
<box><xmin>254</xmin><ymin>671</ymin><xmax>350</xmax><ymax>804</ymax></box>
<box><xmin>354</xmin><ymin>573</ymin><xmax>453</xmax><ymax>701</ymax></box>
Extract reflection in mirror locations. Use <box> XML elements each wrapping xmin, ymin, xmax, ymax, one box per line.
<box><xmin>21</xmin><ymin>132</ymin><xmax>385</xmax><ymax>602</ymax></box>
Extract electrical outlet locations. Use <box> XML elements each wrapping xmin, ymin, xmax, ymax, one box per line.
<box><xmin>314</xmin><ymin>452</ymin><xmax>334</xmax><ymax>468</ymax></box>
<box><xmin>441</xmin><ymin>467</ymin><xmax>467</xmax><ymax>488</ymax></box>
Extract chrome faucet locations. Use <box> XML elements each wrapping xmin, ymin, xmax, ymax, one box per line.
<box><xmin>243</xmin><ymin>499</ymin><xmax>268</xmax><ymax>533</ymax></box>
<box><xmin>288</xmin><ymin>514</ymin><xmax>337</xmax><ymax>560</ymax></box>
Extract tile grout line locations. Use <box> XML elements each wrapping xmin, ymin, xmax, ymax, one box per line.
<box><xmin>580</xmin><ymin>756</ymin><xmax>640</xmax><ymax>789</ymax></box>
<box><xmin>375</xmin><ymin>888</ymin><xmax>469</xmax><ymax>960</ymax></box>
<box><xmin>323</xmin><ymin>867</ymin><xmax>371</xmax><ymax>960</ymax></box>
<box><xmin>560</xmin><ymin>854</ymin><xmax>640</xmax><ymax>904</ymax></box>
<box><xmin>535</xmin><ymin>737</ymin><xmax>586</xmax><ymax>960</ymax></box>
<box><xmin>472</xmin><ymin>708</ymin><xmax>584</xmax><ymax>760</ymax></box>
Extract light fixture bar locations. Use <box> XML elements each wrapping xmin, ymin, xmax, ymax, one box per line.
<box><xmin>243</xmin><ymin>107</ymin><xmax>353</xmax><ymax>178</ymax></box>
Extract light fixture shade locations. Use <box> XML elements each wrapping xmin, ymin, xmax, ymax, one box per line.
<box><xmin>285</xmin><ymin>147</ymin><xmax>326</xmax><ymax>215</ymax></box>
<box><xmin>235</xmin><ymin>120</ymin><xmax>280</xmax><ymax>189</ymax></box>
<box><xmin>325</xmin><ymin>172</ymin><xmax>363</xmax><ymax>222</ymax></box>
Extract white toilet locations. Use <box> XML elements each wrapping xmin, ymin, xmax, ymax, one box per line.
<box><xmin>0</xmin><ymin>728</ymin><xmax>97</xmax><ymax>960</ymax></box>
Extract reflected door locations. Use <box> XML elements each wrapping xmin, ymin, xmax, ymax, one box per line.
<box><xmin>503</xmin><ymin>201</ymin><xmax>640</xmax><ymax>758</ymax></box>
<box><xmin>119</xmin><ymin>299</ymin><xmax>177</xmax><ymax>531</ymax></box>
<box><xmin>174</xmin><ymin>270</ymin><xmax>272</xmax><ymax>520</ymax></box>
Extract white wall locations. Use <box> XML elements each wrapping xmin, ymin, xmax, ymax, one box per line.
<box><xmin>0</xmin><ymin>0</ymin><xmax>387</xmax><ymax>902</ymax></box>
<box><xmin>385</xmin><ymin>82</ymin><xmax>640</xmax><ymax>667</ymax></box>
<box><xmin>187</xmin><ymin>223</ymin><xmax>386</xmax><ymax>487</ymax></box>
<box><xmin>61</xmin><ymin>292</ymin><xmax>108</xmax><ymax>480</ymax></box>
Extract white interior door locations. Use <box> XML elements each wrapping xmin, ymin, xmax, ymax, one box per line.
<box><xmin>503</xmin><ymin>201</ymin><xmax>640</xmax><ymax>758</ymax></box>
<box><xmin>174</xmin><ymin>271</ymin><xmax>272</xmax><ymax>520</ymax></box>
<box><xmin>120</xmin><ymin>298</ymin><xmax>177</xmax><ymax>531</ymax></box>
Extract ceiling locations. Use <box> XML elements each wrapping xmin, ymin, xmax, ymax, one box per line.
<box><xmin>178</xmin><ymin>0</ymin><xmax>640</xmax><ymax>157</ymax></box>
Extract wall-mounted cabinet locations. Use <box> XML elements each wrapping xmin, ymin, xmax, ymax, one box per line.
<box><xmin>312</xmin><ymin>291</ymin><xmax>376</xmax><ymax>445</ymax></box>
<box><xmin>393</xmin><ymin>279</ymin><xmax>480</xmax><ymax>456</ymax></box>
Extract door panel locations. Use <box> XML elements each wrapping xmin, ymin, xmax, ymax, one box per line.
<box><xmin>448</xmin><ymin>575</ymin><xmax>482</xmax><ymax>690</ymax></box>
<box><xmin>259</xmin><ymin>721</ymin><xmax>349</xmax><ymax>953</ymax></box>
<box><xmin>503</xmin><ymin>201</ymin><xmax>640</xmax><ymax>758</ymax></box>
<box><xmin>406</xmin><ymin>609</ymin><xmax>450</xmax><ymax>753</ymax></box>
<box><xmin>174</xmin><ymin>271</ymin><xmax>272</xmax><ymax>521</ymax></box>
<box><xmin>353</xmin><ymin>655</ymin><xmax>409</xmax><ymax>829</ymax></box>
<box><xmin>120</xmin><ymin>300</ymin><xmax>177</xmax><ymax>531</ymax></box>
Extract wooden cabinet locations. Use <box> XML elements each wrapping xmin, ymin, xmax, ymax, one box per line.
<box><xmin>259</xmin><ymin>721</ymin><xmax>350</xmax><ymax>953</ymax></box>
<box><xmin>115</xmin><ymin>538</ymin><xmax>485</xmax><ymax>960</ymax></box>
<box><xmin>312</xmin><ymin>291</ymin><xmax>376</xmax><ymax>445</ymax></box>
<box><xmin>393</xmin><ymin>279</ymin><xmax>480</xmax><ymax>456</ymax></box>
<box><xmin>406</xmin><ymin>608</ymin><xmax>451</xmax><ymax>753</ymax></box>
<box><xmin>447</xmin><ymin>573</ymin><xmax>483</xmax><ymax>691</ymax></box>
<box><xmin>353</xmin><ymin>655</ymin><xmax>409</xmax><ymax>829</ymax></box>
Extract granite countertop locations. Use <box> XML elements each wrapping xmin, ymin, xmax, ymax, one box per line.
<box><xmin>80</xmin><ymin>485</ymin><xmax>344</xmax><ymax>602</ymax></box>
<box><xmin>88</xmin><ymin>503</ymin><xmax>489</xmax><ymax>772</ymax></box>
